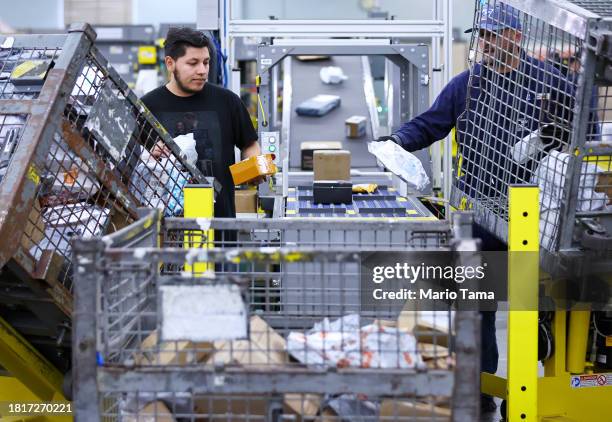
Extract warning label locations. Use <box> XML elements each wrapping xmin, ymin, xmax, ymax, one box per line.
<box><xmin>570</xmin><ymin>373</ymin><xmax>612</xmax><ymax>388</ymax></box>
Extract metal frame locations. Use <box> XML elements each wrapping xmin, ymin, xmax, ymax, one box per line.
<box><xmin>220</xmin><ymin>0</ymin><xmax>455</xmax><ymax>196</ymax></box>
<box><xmin>256</xmin><ymin>43</ymin><xmax>431</xmax><ymax>197</ymax></box>
<box><xmin>73</xmin><ymin>207</ymin><xmax>480</xmax><ymax>421</ymax></box>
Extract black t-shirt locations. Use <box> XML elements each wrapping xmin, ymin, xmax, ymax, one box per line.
<box><xmin>141</xmin><ymin>84</ymin><xmax>257</xmax><ymax>217</ymax></box>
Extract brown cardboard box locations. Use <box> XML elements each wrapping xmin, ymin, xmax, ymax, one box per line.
<box><xmin>595</xmin><ymin>171</ymin><xmax>611</xmax><ymax>204</ymax></box>
<box><xmin>313</xmin><ymin>150</ymin><xmax>351</xmax><ymax>181</ymax></box>
<box><xmin>124</xmin><ymin>401</ymin><xmax>176</xmax><ymax>422</ymax></box>
<box><xmin>300</xmin><ymin>141</ymin><xmax>342</xmax><ymax>170</ymax></box>
<box><xmin>379</xmin><ymin>400</ymin><xmax>451</xmax><ymax>420</ymax></box>
<box><xmin>235</xmin><ymin>190</ymin><xmax>258</xmax><ymax>213</ymax></box>
<box><xmin>345</xmin><ymin>115</ymin><xmax>367</xmax><ymax>138</ymax></box>
<box><xmin>397</xmin><ymin>311</ymin><xmax>450</xmax><ymax>349</ymax></box>
<box><xmin>21</xmin><ymin>199</ymin><xmax>44</xmax><ymax>252</ymax></box>
<box><xmin>198</xmin><ymin>316</ymin><xmax>320</xmax><ymax>419</ymax></box>
<box><xmin>134</xmin><ymin>330</ymin><xmax>213</xmax><ymax>366</ymax></box>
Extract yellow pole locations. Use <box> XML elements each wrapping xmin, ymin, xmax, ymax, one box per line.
<box><xmin>566</xmin><ymin>309</ymin><xmax>591</xmax><ymax>374</ymax></box>
<box><xmin>183</xmin><ymin>184</ymin><xmax>215</xmax><ymax>274</ymax></box>
<box><xmin>507</xmin><ymin>185</ymin><xmax>539</xmax><ymax>422</ymax></box>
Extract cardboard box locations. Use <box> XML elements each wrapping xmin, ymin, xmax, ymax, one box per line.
<box><xmin>235</xmin><ymin>189</ymin><xmax>258</xmax><ymax>213</ymax></box>
<box><xmin>379</xmin><ymin>400</ymin><xmax>451</xmax><ymax>420</ymax></box>
<box><xmin>300</xmin><ymin>141</ymin><xmax>342</xmax><ymax>170</ymax></box>
<box><xmin>313</xmin><ymin>150</ymin><xmax>350</xmax><ymax>181</ymax></box>
<box><xmin>207</xmin><ymin>315</ymin><xmax>287</xmax><ymax>366</ymax></box>
<box><xmin>397</xmin><ymin>310</ymin><xmax>451</xmax><ymax>349</ymax></box>
<box><xmin>595</xmin><ymin>171</ymin><xmax>611</xmax><ymax>204</ymax></box>
<box><xmin>123</xmin><ymin>401</ymin><xmax>176</xmax><ymax>422</ymax></box>
<box><xmin>134</xmin><ymin>330</ymin><xmax>213</xmax><ymax>366</ymax></box>
<box><xmin>345</xmin><ymin>115</ymin><xmax>367</xmax><ymax>138</ymax></box>
<box><xmin>199</xmin><ymin>316</ymin><xmax>320</xmax><ymax>419</ymax></box>
<box><xmin>21</xmin><ymin>199</ymin><xmax>44</xmax><ymax>252</ymax></box>
<box><xmin>230</xmin><ymin>154</ymin><xmax>277</xmax><ymax>185</ymax></box>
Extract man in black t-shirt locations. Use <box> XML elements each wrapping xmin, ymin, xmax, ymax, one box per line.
<box><xmin>141</xmin><ymin>27</ymin><xmax>260</xmax><ymax>218</ymax></box>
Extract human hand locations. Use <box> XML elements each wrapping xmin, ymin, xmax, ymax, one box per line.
<box><xmin>151</xmin><ymin>141</ymin><xmax>171</xmax><ymax>160</ymax></box>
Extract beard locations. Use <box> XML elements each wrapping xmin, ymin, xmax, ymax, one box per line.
<box><xmin>173</xmin><ymin>68</ymin><xmax>205</xmax><ymax>94</ymax></box>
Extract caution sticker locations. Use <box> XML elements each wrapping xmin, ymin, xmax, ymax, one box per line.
<box><xmin>570</xmin><ymin>373</ymin><xmax>612</xmax><ymax>388</ymax></box>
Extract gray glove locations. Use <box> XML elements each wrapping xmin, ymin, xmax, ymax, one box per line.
<box><xmin>374</xmin><ymin>134</ymin><xmax>401</xmax><ymax>144</ymax></box>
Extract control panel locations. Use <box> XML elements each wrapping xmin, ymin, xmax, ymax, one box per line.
<box><xmin>260</xmin><ymin>131</ymin><xmax>280</xmax><ymax>165</ymax></box>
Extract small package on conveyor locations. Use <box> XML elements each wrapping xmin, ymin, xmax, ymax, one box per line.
<box><xmin>314</xmin><ymin>150</ymin><xmax>351</xmax><ymax>181</ymax></box>
<box><xmin>300</xmin><ymin>141</ymin><xmax>342</xmax><ymax>170</ymax></box>
<box><xmin>295</xmin><ymin>94</ymin><xmax>341</xmax><ymax>117</ymax></box>
<box><xmin>230</xmin><ymin>154</ymin><xmax>277</xmax><ymax>185</ymax></box>
<box><xmin>345</xmin><ymin>115</ymin><xmax>367</xmax><ymax>138</ymax></box>
<box><xmin>313</xmin><ymin>180</ymin><xmax>353</xmax><ymax>205</ymax></box>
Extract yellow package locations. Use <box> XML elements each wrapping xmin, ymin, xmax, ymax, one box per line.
<box><xmin>352</xmin><ymin>183</ymin><xmax>378</xmax><ymax>193</ymax></box>
<box><xmin>230</xmin><ymin>154</ymin><xmax>277</xmax><ymax>185</ymax></box>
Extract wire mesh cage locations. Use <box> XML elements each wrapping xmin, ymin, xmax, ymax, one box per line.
<box><xmin>73</xmin><ymin>211</ymin><xmax>480</xmax><ymax>421</ymax></box>
<box><xmin>0</xmin><ymin>25</ymin><xmax>206</xmax><ymax>296</ymax></box>
<box><xmin>451</xmin><ymin>0</ymin><xmax>612</xmax><ymax>274</ymax></box>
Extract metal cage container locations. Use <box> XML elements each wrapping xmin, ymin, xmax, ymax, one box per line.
<box><xmin>0</xmin><ymin>25</ymin><xmax>207</xmax><ymax>366</ymax></box>
<box><xmin>73</xmin><ymin>211</ymin><xmax>481</xmax><ymax>421</ymax></box>
<box><xmin>451</xmin><ymin>0</ymin><xmax>612</xmax><ymax>276</ymax></box>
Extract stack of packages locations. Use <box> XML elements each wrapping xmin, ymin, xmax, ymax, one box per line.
<box><xmin>123</xmin><ymin>310</ymin><xmax>453</xmax><ymax>421</ymax></box>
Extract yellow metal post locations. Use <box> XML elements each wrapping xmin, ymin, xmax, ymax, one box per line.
<box><xmin>183</xmin><ymin>184</ymin><xmax>215</xmax><ymax>274</ymax></box>
<box><xmin>0</xmin><ymin>317</ymin><xmax>65</xmax><ymax>401</ymax></box>
<box><xmin>566</xmin><ymin>309</ymin><xmax>591</xmax><ymax>374</ymax></box>
<box><xmin>507</xmin><ymin>185</ymin><xmax>539</xmax><ymax>421</ymax></box>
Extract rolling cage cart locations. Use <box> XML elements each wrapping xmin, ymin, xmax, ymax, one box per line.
<box><xmin>451</xmin><ymin>0</ymin><xmax>612</xmax><ymax>420</ymax></box>
<box><xmin>72</xmin><ymin>209</ymin><xmax>481</xmax><ymax>421</ymax></box>
<box><xmin>0</xmin><ymin>24</ymin><xmax>208</xmax><ymax>399</ymax></box>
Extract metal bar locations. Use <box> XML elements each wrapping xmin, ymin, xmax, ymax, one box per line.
<box><xmin>101</xmin><ymin>208</ymin><xmax>159</xmax><ymax>248</ymax></box>
<box><xmin>507</xmin><ymin>185</ymin><xmax>539</xmax><ymax>422</ymax></box>
<box><xmin>72</xmin><ymin>238</ymin><xmax>103</xmax><ymax>422</ymax></box>
<box><xmin>0</xmin><ymin>34</ymin><xmax>68</xmax><ymax>48</ymax></box>
<box><xmin>228</xmin><ymin>20</ymin><xmax>446</xmax><ymax>37</ymax></box>
<box><xmin>502</xmin><ymin>0</ymin><xmax>598</xmax><ymax>39</ymax></box>
<box><xmin>0</xmin><ymin>24</ymin><xmax>95</xmax><ymax>269</ymax></box>
<box><xmin>0</xmin><ymin>100</ymin><xmax>33</xmax><ymax>114</ymax></box>
<box><xmin>558</xmin><ymin>41</ymin><xmax>599</xmax><ymax>249</ymax></box>
<box><xmin>0</xmin><ymin>316</ymin><xmax>64</xmax><ymax>401</ymax></box>
<box><xmin>443</xmin><ymin>0</ymin><xmax>453</xmax><ymax>215</ymax></box>
<box><xmin>164</xmin><ymin>217</ymin><xmax>451</xmax><ymax>231</ymax></box>
<box><xmin>450</xmin><ymin>212</ymin><xmax>480</xmax><ymax>421</ymax></box>
<box><xmin>97</xmin><ymin>367</ymin><xmax>454</xmax><ymax>396</ymax></box>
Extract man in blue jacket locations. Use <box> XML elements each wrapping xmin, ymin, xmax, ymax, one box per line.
<box><xmin>376</xmin><ymin>3</ymin><xmax>575</xmax><ymax>412</ymax></box>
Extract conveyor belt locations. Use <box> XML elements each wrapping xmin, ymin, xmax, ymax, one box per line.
<box><xmin>285</xmin><ymin>185</ymin><xmax>435</xmax><ymax>219</ymax></box>
<box><xmin>289</xmin><ymin>56</ymin><xmax>379</xmax><ymax>171</ymax></box>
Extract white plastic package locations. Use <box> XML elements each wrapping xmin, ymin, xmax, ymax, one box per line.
<box><xmin>287</xmin><ymin>314</ymin><xmax>423</xmax><ymax>369</ymax></box>
<box><xmin>367</xmin><ymin>140</ymin><xmax>430</xmax><ymax>191</ymax></box>
<box><xmin>319</xmin><ymin>66</ymin><xmax>348</xmax><ymax>84</ymax></box>
<box><xmin>532</xmin><ymin>150</ymin><xmax>610</xmax><ymax>250</ymax></box>
<box><xmin>172</xmin><ymin>133</ymin><xmax>198</xmax><ymax>167</ymax></box>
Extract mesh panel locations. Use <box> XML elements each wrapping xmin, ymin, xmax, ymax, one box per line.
<box><xmin>453</xmin><ymin>0</ymin><xmax>612</xmax><ymax>253</ymax></box>
<box><xmin>0</xmin><ymin>47</ymin><xmax>62</xmax><ymax>99</ymax></box>
<box><xmin>11</xmin><ymin>42</ymin><xmax>202</xmax><ymax>292</ymax></box>
<box><xmin>0</xmin><ymin>114</ymin><xmax>28</xmax><ymax>183</ymax></box>
<box><xmin>569</xmin><ymin>0</ymin><xmax>612</xmax><ymax>16</ymax></box>
<box><xmin>100</xmin><ymin>392</ymin><xmax>452</xmax><ymax>421</ymax></box>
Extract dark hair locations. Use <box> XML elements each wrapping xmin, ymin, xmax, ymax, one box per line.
<box><xmin>164</xmin><ymin>27</ymin><xmax>210</xmax><ymax>60</ymax></box>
